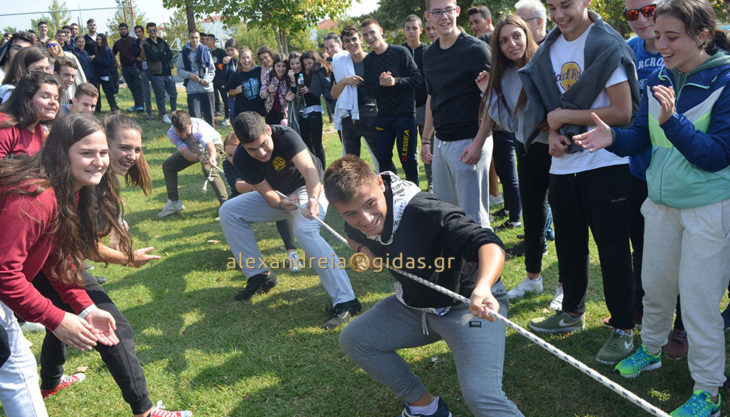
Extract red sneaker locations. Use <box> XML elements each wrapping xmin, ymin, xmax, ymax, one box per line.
<box><xmin>148</xmin><ymin>401</ymin><xmax>193</xmax><ymax>417</ymax></box>
<box><xmin>41</xmin><ymin>373</ymin><xmax>85</xmax><ymax>398</ymax></box>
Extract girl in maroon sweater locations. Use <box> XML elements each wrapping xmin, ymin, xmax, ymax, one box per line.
<box><xmin>0</xmin><ymin>113</ymin><xmax>129</xmax><ymax>416</ymax></box>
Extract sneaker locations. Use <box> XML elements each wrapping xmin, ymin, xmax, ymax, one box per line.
<box><xmin>400</xmin><ymin>397</ymin><xmax>452</xmax><ymax>417</ymax></box>
<box><xmin>287</xmin><ymin>251</ymin><xmax>300</xmax><ymax>272</ymax></box>
<box><xmin>489</xmin><ymin>194</ymin><xmax>504</xmax><ymax>208</ymax></box>
<box><xmin>162</xmin><ymin>114</ymin><xmax>172</xmax><ymax>124</ymax></box>
<box><xmin>126</xmin><ymin>106</ymin><xmax>137</xmax><ymax>112</ymax></box>
<box><xmin>20</xmin><ymin>321</ymin><xmax>45</xmax><ymax>332</ymax></box>
<box><xmin>321</xmin><ymin>299</ymin><xmax>362</xmax><ymax>330</ymax></box>
<box><xmin>495</xmin><ymin>220</ymin><xmax>522</xmax><ymax>231</ymax></box>
<box><xmin>548</xmin><ymin>286</ymin><xmax>564</xmax><ymax>311</ymax></box>
<box><xmin>722</xmin><ymin>304</ymin><xmax>730</xmax><ymax>330</ymax></box>
<box><xmin>157</xmin><ymin>199</ymin><xmax>185</xmax><ymax>218</ymax></box>
<box><xmin>220</xmin><ymin>118</ymin><xmax>230</xmax><ymax>126</ymax></box>
<box><xmin>234</xmin><ymin>272</ymin><xmax>278</xmax><ymax>301</ymax></box>
<box><xmin>596</xmin><ymin>329</ymin><xmax>634</xmax><ymax>365</ymax></box>
<box><xmin>528</xmin><ymin>310</ymin><xmax>584</xmax><ymax>333</ymax></box>
<box><xmin>505</xmin><ymin>241</ymin><xmax>526</xmax><ymax>258</ymax></box>
<box><xmin>41</xmin><ymin>373</ymin><xmax>85</xmax><ymax>398</ymax></box>
<box><xmin>614</xmin><ymin>344</ymin><xmax>661</xmax><ymax>378</ymax></box>
<box><xmin>492</xmin><ymin>208</ymin><xmax>509</xmax><ymax>218</ymax></box>
<box><xmin>664</xmin><ymin>328</ymin><xmax>689</xmax><ymax>359</ymax></box>
<box><xmin>670</xmin><ymin>390</ymin><xmax>721</xmax><ymax>417</ymax></box>
<box><xmin>507</xmin><ymin>276</ymin><xmax>543</xmax><ymax>300</ymax></box>
<box><xmin>149</xmin><ymin>401</ymin><xmax>193</xmax><ymax>417</ymax></box>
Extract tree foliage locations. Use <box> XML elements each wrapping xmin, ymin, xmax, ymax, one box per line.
<box><xmin>106</xmin><ymin>2</ymin><xmax>148</xmax><ymax>43</ymax></box>
<box><xmin>30</xmin><ymin>0</ymin><xmax>72</xmax><ymax>36</ymax></box>
<box><xmin>165</xmin><ymin>7</ymin><xmax>190</xmax><ymax>50</ymax></box>
<box><xmin>2</xmin><ymin>26</ymin><xmax>19</xmax><ymax>35</ymax></box>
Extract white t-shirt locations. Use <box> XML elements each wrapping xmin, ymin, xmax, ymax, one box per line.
<box><xmin>549</xmin><ymin>24</ymin><xmax>629</xmax><ymax>175</ymax></box>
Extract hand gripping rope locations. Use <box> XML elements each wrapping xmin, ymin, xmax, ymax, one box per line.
<box><xmin>201</xmin><ymin>161</ymin><xmax>226</xmax><ymax>195</ymax></box>
<box><xmin>306</xmin><ymin>209</ymin><xmax>671</xmax><ymax>417</ymax></box>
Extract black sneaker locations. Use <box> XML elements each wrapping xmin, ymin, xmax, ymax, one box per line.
<box><xmin>235</xmin><ymin>272</ymin><xmax>277</xmax><ymax>301</ymax></box>
<box><xmin>492</xmin><ymin>208</ymin><xmax>509</xmax><ymax>219</ymax></box>
<box><xmin>505</xmin><ymin>241</ymin><xmax>526</xmax><ymax>258</ymax></box>
<box><xmin>321</xmin><ymin>299</ymin><xmax>362</xmax><ymax>330</ymax></box>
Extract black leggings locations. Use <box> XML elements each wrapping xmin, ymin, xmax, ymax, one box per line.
<box><xmin>34</xmin><ymin>270</ymin><xmax>153</xmax><ymax>414</ymax></box>
<box><xmin>298</xmin><ymin>112</ymin><xmax>325</xmax><ymax>166</ymax></box>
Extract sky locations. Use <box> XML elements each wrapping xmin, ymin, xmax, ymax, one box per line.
<box><xmin>0</xmin><ymin>0</ymin><xmax>379</xmax><ymax>34</ymax></box>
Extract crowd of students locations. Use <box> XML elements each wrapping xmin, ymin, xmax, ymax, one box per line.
<box><xmin>1</xmin><ymin>0</ymin><xmax>730</xmax><ymax>415</ymax></box>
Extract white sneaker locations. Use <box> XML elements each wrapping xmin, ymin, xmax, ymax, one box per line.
<box><xmin>549</xmin><ymin>286</ymin><xmax>564</xmax><ymax>311</ymax></box>
<box><xmin>157</xmin><ymin>199</ymin><xmax>185</xmax><ymax>218</ymax></box>
<box><xmin>489</xmin><ymin>194</ymin><xmax>504</xmax><ymax>208</ymax></box>
<box><xmin>507</xmin><ymin>276</ymin><xmax>543</xmax><ymax>300</ymax></box>
<box><xmin>220</xmin><ymin>118</ymin><xmax>230</xmax><ymax>126</ymax></box>
<box><xmin>162</xmin><ymin>114</ymin><xmax>172</xmax><ymax>124</ymax></box>
<box><xmin>287</xmin><ymin>251</ymin><xmax>300</xmax><ymax>272</ymax></box>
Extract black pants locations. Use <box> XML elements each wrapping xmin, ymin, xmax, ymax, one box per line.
<box><xmin>299</xmin><ymin>112</ymin><xmax>325</xmax><ymax>166</ymax></box>
<box><xmin>276</xmin><ymin>220</ymin><xmax>296</xmax><ymax>251</ymax></box>
<box><xmin>341</xmin><ymin>115</ymin><xmax>378</xmax><ymax>160</ymax></box>
<box><xmin>214</xmin><ymin>83</ymin><xmax>228</xmax><ymax>114</ymax></box>
<box><xmin>493</xmin><ymin>130</ymin><xmax>522</xmax><ymax>223</ymax></box>
<box><xmin>549</xmin><ymin>164</ymin><xmax>634</xmax><ymax>330</ymax></box>
<box><xmin>34</xmin><ymin>270</ymin><xmax>152</xmax><ymax>414</ymax></box>
<box><xmin>516</xmin><ymin>142</ymin><xmax>551</xmax><ymax>274</ymax></box>
<box><xmin>98</xmin><ymin>78</ymin><xmax>119</xmax><ymax>113</ymax></box>
<box><xmin>187</xmin><ymin>92</ymin><xmax>215</xmax><ymax>127</ymax></box>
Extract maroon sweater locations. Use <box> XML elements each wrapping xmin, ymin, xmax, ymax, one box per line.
<box><xmin>0</xmin><ymin>187</ymin><xmax>93</xmax><ymax>330</ymax></box>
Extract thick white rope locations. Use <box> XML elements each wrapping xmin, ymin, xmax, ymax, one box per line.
<box><xmin>307</xmin><ymin>209</ymin><xmax>671</xmax><ymax>417</ymax></box>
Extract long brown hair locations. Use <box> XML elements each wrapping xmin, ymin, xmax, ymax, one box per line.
<box><xmin>1</xmin><ymin>46</ymin><xmax>48</xmax><ymax>85</ymax></box>
<box><xmin>0</xmin><ymin>113</ymin><xmax>132</xmax><ymax>285</ymax></box>
<box><xmin>103</xmin><ymin>113</ymin><xmax>152</xmax><ymax>195</ymax></box>
<box><xmin>483</xmin><ymin>15</ymin><xmax>538</xmax><ymax>120</ymax></box>
<box><xmin>0</xmin><ymin>72</ymin><xmax>60</xmax><ymax>129</ymax></box>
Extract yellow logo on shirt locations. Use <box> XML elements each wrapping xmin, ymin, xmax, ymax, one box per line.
<box><xmin>272</xmin><ymin>156</ymin><xmax>286</xmax><ymax>171</ymax></box>
<box><xmin>556</xmin><ymin>61</ymin><xmax>582</xmax><ymax>91</ymax></box>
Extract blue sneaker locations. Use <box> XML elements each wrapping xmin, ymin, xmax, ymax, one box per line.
<box><xmin>614</xmin><ymin>344</ymin><xmax>661</xmax><ymax>378</ymax></box>
<box><xmin>670</xmin><ymin>390</ymin><xmax>721</xmax><ymax>417</ymax></box>
<box><xmin>400</xmin><ymin>397</ymin><xmax>452</xmax><ymax>417</ymax></box>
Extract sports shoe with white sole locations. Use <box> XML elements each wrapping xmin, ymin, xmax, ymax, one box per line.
<box><xmin>670</xmin><ymin>390</ymin><xmax>721</xmax><ymax>417</ymax></box>
<box><xmin>162</xmin><ymin>114</ymin><xmax>172</xmax><ymax>124</ymax></box>
<box><xmin>287</xmin><ymin>251</ymin><xmax>300</xmax><ymax>272</ymax></box>
<box><xmin>548</xmin><ymin>285</ymin><xmax>564</xmax><ymax>311</ymax></box>
<box><xmin>157</xmin><ymin>199</ymin><xmax>185</xmax><ymax>218</ymax></box>
<box><xmin>614</xmin><ymin>344</ymin><xmax>661</xmax><ymax>378</ymax></box>
<box><xmin>596</xmin><ymin>329</ymin><xmax>634</xmax><ymax>365</ymax></box>
<box><xmin>507</xmin><ymin>276</ymin><xmax>543</xmax><ymax>300</ymax></box>
<box><xmin>41</xmin><ymin>373</ymin><xmax>85</xmax><ymax>398</ymax></box>
<box><xmin>528</xmin><ymin>310</ymin><xmax>584</xmax><ymax>333</ymax></box>
<box><xmin>149</xmin><ymin>401</ymin><xmax>193</xmax><ymax>417</ymax></box>
<box><xmin>400</xmin><ymin>397</ymin><xmax>452</xmax><ymax>417</ymax></box>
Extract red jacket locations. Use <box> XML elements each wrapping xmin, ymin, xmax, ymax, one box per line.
<box><xmin>0</xmin><ymin>113</ymin><xmax>45</xmax><ymax>159</ymax></box>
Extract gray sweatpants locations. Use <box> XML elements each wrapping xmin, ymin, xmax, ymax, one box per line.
<box><xmin>218</xmin><ymin>186</ymin><xmax>356</xmax><ymax>307</ymax></box>
<box><xmin>339</xmin><ymin>280</ymin><xmax>523</xmax><ymax>417</ymax></box>
<box><xmin>639</xmin><ymin>198</ymin><xmax>730</xmax><ymax>396</ymax></box>
<box><xmin>431</xmin><ymin>136</ymin><xmax>493</xmax><ymax>228</ymax></box>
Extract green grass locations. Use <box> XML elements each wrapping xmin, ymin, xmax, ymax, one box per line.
<box><xmin>17</xmin><ymin>88</ymin><xmax>730</xmax><ymax>416</ymax></box>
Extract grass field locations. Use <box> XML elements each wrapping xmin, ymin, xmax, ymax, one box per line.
<box><xmin>13</xmin><ymin>88</ymin><xmax>730</xmax><ymax>416</ymax></box>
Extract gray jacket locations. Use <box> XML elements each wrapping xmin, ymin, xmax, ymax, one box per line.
<box><xmin>518</xmin><ymin>11</ymin><xmax>639</xmax><ymax>149</ymax></box>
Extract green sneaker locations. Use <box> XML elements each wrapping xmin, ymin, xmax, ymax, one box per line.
<box><xmin>596</xmin><ymin>329</ymin><xmax>634</xmax><ymax>365</ymax></box>
<box><xmin>670</xmin><ymin>390</ymin><xmax>721</xmax><ymax>417</ymax></box>
<box><xmin>614</xmin><ymin>344</ymin><xmax>661</xmax><ymax>378</ymax></box>
<box><xmin>528</xmin><ymin>311</ymin><xmax>585</xmax><ymax>333</ymax></box>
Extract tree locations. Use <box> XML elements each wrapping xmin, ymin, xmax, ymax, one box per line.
<box><xmin>213</xmin><ymin>0</ymin><xmax>353</xmax><ymax>54</ymax></box>
<box><xmin>161</xmin><ymin>0</ymin><xmax>209</xmax><ymax>33</ymax></box>
<box><xmin>106</xmin><ymin>1</ymin><xmax>148</xmax><ymax>43</ymax></box>
<box><xmin>2</xmin><ymin>26</ymin><xmax>19</xmax><ymax>35</ymax></box>
<box><xmin>165</xmin><ymin>7</ymin><xmax>190</xmax><ymax>50</ymax></box>
<box><xmin>30</xmin><ymin>0</ymin><xmax>72</xmax><ymax>36</ymax></box>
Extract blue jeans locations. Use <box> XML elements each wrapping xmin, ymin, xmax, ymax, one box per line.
<box><xmin>375</xmin><ymin>115</ymin><xmax>418</xmax><ymax>185</ymax></box>
<box><xmin>121</xmin><ymin>66</ymin><xmax>143</xmax><ymax>108</ymax></box>
<box><xmin>492</xmin><ymin>130</ymin><xmax>521</xmax><ymax>223</ymax></box>
<box><xmin>139</xmin><ymin>69</ymin><xmax>152</xmax><ymax>116</ymax></box>
<box><xmin>150</xmin><ymin>74</ymin><xmax>177</xmax><ymax>116</ymax></box>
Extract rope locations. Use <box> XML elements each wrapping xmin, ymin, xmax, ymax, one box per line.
<box><xmin>307</xmin><ymin>210</ymin><xmax>671</xmax><ymax>417</ymax></box>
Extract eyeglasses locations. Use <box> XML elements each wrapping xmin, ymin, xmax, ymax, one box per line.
<box><xmin>428</xmin><ymin>7</ymin><xmax>457</xmax><ymax>17</ymax></box>
<box><xmin>47</xmin><ymin>42</ymin><xmax>57</xmax><ymax>48</ymax></box>
<box><xmin>623</xmin><ymin>3</ymin><xmax>658</xmax><ymax>20</ymax></box>
<box><xmin>523</xmin><ymin>16</ymin><xmax>540</xmax><ymax>21</ymax></box>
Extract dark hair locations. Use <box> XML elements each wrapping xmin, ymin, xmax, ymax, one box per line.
<box><xmin>95</xmin><ymin>33</ymin><xmax>109</xmax><ymax>54</ymax></box>
<box><xmin>361</xmin><ymin>18</ymin><xmax>380</xmax><ymax>28</ymax></box>
<box><xmin>301</xmin><ymin>50</ymin><xmax>329</xmax><ymax>79</ymax></box>
<box><xmin>405</xmin><ymin>14</ymin><xmax>423</xmax><ymax>26</ymax></box>
<box><xmin>62</xmin><ymin>26</ymin><xmax>71</xmax><ymax>31</ymax></box>
<box><xmin>103</xmin><ymin>113</ymin><xmax>152</xmax><ymax>195</ymax></box>
<box><xmin>38</xmin><ymin>21</ymin><xmax>48</xmax><ymax>28</ymax></box>
<box><xmin>271</xmin><ymin>53</ymin><xmax>289</xmax><ymax>79</ymax></box>
<box><xmin>0</xmin><ymin>72</ymin><xmax>60</xmax><ymax>129</ymax></box>
<box><xmin>324</xmin><ymin>32</ymin><xmax>341</xmax><ymax>43</ymax></box>
<box><xmin>207</xmin><ymin>33</ymin><xmax>216</xmax><ymax>40</ymax></box>
<box><xmin>87</xmin><ymin>18</ymin><xmax>95</xmax><ymax>25</ymax></box>
<box><xmin>0</xmin><ymin>113</ymin><xmax>132</xmax><ymax>285</ymax></box>
<box><xmin>54</xmin><ymin>55</ymin><xmax>78</xmax><ymax>73</ymax></box>
<box><xmin>188</xmin><ymin>29</ymin><xmax>199</xmax><ymax>36</ymax></box>
<box><xmin>224</xmin><ymin>38</ymin><xmax>239</xmax><ymax>49</ymax></box>
<box><xmin>485</xmin><ymin>15</ymin><xmax>538</xmax><ymax>117</ymax></box>
<box><xmin>341</xmin><ymin>25</ymin><xmax>360</xmax><ymax>39</ymax></box>
<box><xmin>323</xmin><ymin>155</ymin><xmax>379</xmax><ymax>205</ymax></box>
<box><xmin>134</xmin><ymin>25</ymin><xmax>144</xmax><ymax>32</ymax></box>
<box><xmin>170</xmin><ymin>109</ymin><xmax>191</xmax><ymax>131</ymax></box>
<box><xmin>232</xmin><ymin>111</ymin><xmax>268</xmax><ymax>143</ymax></box>
<box><xmin>146</xmin><ymin>22</ymin><xmax>156</xmax><ymax>29</ymax></box>
<box><xmin>119</xmin><ymin>22</ymin><xmax>129</xmax><ymax>29</ymax></box>
<box><xmin>224</xmin><ymin>131</ymin><xmax>239</xmax><ymax>147</ymax></box>
<box><xmin>654</xmin><ymin>0</ymin><xmax>717</xmax><ymax>53</ymax></box>
<box><xmin>256</xmin><ymin>45</ymin><xmax>276</xmax><ymax>64</ymax></box>
<box><xmin>468</xmin><ymin>5</ymin><xmax>492</xmax><ymax>20</ymax></box>
<box><xmin>1</xmin><ymin>46</ymin><xmax>48</xmax><ymax>85</ymax></box>
<box><xmin>75</xmin><ymin>81</ymin><xmax>99</xmax><ymax>98</ymax></box>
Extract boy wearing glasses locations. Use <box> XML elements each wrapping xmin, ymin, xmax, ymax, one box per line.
<box><xmin>519</xmin><ymin>0</ymin><xmax>640</xmax><ymax>365</ymax></box>
<box><xmin>422</xmin><ymin>0</ymin><xmax>493</xmax><ymax>229</ymax></box>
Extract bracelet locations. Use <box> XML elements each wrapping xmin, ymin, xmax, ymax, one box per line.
<box><xmin>78</xmin><ymin>304</ymin><xmax>98</xmax><ymax>319</ymax></box>
<box><xmin>422</xmin><ymin>142</ymin><xmax>430</xmax><ymax>146</ymax></box>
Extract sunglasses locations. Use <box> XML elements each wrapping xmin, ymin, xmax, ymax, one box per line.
<box><xmin>623</xmin><ymin>3</ymin><xmax>658</xmax><ymax>20</ymax></box>
<box><xmin>47</xmin><ymin>42</ymin><xmax>57</xmax><ymax>48</ymax></box>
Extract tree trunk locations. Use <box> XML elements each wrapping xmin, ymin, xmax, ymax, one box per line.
<box><xmin>275</xmin><ymin>27</ymin><xmax>288</xmax><ymax>55</ymax></box>
<box><xmin>185</xmin><ymin>0</ymin><xmax>196</xmax><ymax>32</ymax></box>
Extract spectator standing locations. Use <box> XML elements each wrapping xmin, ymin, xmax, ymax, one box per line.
<box><xmin>83</xmin><ymin>19</ymin><xmax>98</xmax><ymax>57</ymax></box>
<box><xmin>113</xmin><ymin>23</ymin><xmax>145</xmax><ymax>113</ymax></box>
<box><xmin>144</xmin><ymin>22</ymin><xmax>177</xmax><ymax>123</ymax></box>
<box><xmin>296</xmin><ymin>50</ymin><xmax>331</xmax><ymax>166</ymax></box>
<box><xmin>92</xmin><ymin>34</ymin><xmax>119</xmax><ymax>113</ymax></box>
<box><xmin>206</xmin><ymin>33</ymin><xmax>228</xmax><ymax>118</ymax></box>
<box><xmin>260</xmin><ymin>53</ymin><xmax>295</xmax><ymax>125</ymax></box>
<box><xmin>69</xmin><ymin>23</ymin><xmax>80</xmax><ymax>49</ymax></box>
<box><xmin>37</xmin><ymin>22</ymin><xmax>50</xmax><ymax>46</ymax></box>
<box><xmin>177</xmin><ymin>30</ymin><xmax>216</xmax><ymax>126</ymax></box>
<box><xmin>515</xmin><ymin>0</ymin><xmax>548</xmax><ymax>43</ymax></box>
<box><xmin>362</xmin><ymin>18</ymin><xmax>421</xmax><ymax>185</ymax></box>
<box><xmin>133</xmin><ymin>25</ymin><xmax>153</xmax><ymax>118</ymax></box>
<box><xmin>53</xmin><ymin>55</ymin><xmax>86</xmax><ymax>104</ymax></box>
<box><xmin>72</xmin><ymin>36</ymin><xmax>96</xmax><ymax>93</ymax></box>
<box><xmin>468</xmin><ymin>5</ymin><xmax>495</xmax><ymax>43</ymax></box>
<box><xmin>220</xmin><ymin>39</ymin><xmax>239</xmax><ymax>125</ymax></box>
<box><xmin>227</xmin><ymin>46</ymin><xmax>266</xmax><ymax>118</ymax></box>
